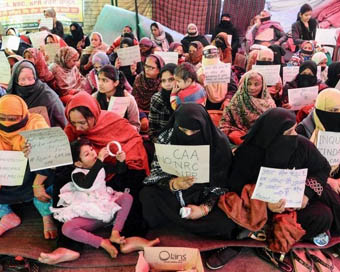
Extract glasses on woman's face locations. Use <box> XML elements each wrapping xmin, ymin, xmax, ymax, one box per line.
<box><xmin>144</xmin><ymin>64</ymin><xmax>158</xmax><ymax>71</ymax></box>
<box><xmin>0</xmin><ymin>114</ymin><xmax>22</xmax><ymax>122</ymax></box>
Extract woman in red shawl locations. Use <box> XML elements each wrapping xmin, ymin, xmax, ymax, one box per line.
<box><xmin>44</xmin><ymin>34</ymin><xmax>68</xmax><ymax>48</ymax></box>
<box><xmin>50</xmin><ymin>47</ymin><xmax>91</xmax><ymax>105</ymax></box>
<box><xmin>24</xmin><ymin>48</ymin><xmax>56</xmax><ymax>90</ymax></box>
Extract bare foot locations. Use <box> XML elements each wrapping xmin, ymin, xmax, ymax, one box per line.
<box><xmin>120</xmin><ymin>237</ymin><xmax>160</xmax><ymax>254</ymax></box>
<box><xmin>110</xmin><ymin>230</ymin><xmax>125</xmax><ymax>244</ymax></box>
<box><xmin>101</xmin><ymin>239</ymin><xmax>118</xmax><ymax>258</ymax></box>
<box><xmin>42</xmin><ymin>215</ymin><xmax>57</xmax><ymax>239</ymax></box>
<box><xmin>0</xmin><ymin>213</ymin><xmax>21</xmax><ymax>236</ymax></box>
<box><xmin>38</xmin><ymin>248</ymin><xmax>80</xmax><ymax>264</ymax></box>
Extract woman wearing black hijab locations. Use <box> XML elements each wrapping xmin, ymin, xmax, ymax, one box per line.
<box><xmin>281</xmin><ymin>60</ymin><xmax>326</xmax><ymax>108</ymax></box>
<box><xmin>140</xmin><ymin>103</ymin><xmax>237</xmax><ymax>238</ymax></box>
<box><xmin>326</xmin><ymin>62</ymin><xmax>340</xmax><ymax>88</ymax></box>
<box><xmin>64</xmin><ymin>23</ymin><xmax>88</xmax><ymax>52</ymax></box>
<box><xmin>292</xmin><ymin>4</ymin><xmax>318</xmax><ymax>48</ymax></box>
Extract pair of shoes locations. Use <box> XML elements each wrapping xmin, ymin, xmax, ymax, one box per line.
<box><xmin>290</xmin><ymin>249</ymin><xmax>313</xmax><ymax>272</ymax></box>
<box><xmin>255</xmin><ymin>247</ymin><xmax>292</xmax><ymax>272</ymax></box>
<box><xmin>307</xmin><ymin>249</ymin><xmax>337</xmax><ymax>272</ymax></box>
<box><xmin>205</xmin><ymin>247</ymin><xmax>240</xmax><ymax>270</ymax></box>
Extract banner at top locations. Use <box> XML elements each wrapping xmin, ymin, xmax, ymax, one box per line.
<box><xmin>0</xmin><ymin>0</ymin><xmax>83</xmax><ymax>30</ymax></box>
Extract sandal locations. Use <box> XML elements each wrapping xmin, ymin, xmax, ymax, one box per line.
<box><xmin>307</xmin><ymin>249</ymin><xmax>338</xmax><ymax>272</ymax></box>
<box><xmin>290</xmin><ymin>249</ymin><xmax>313</xmax><ymax>272</ymax></box>
<box><xmin>249</xmin><ymin>229</ymin><xmax>267</xmax><ymax>241</ymax></box>
<box><xmin>255</xmin><ymin>247</ymin><xmax>293</xmax><ymax>272</ymax></box>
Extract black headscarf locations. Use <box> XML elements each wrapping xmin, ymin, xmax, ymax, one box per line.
<box><xmin>65</xmin><ymin>22</ymin><xmax>84</xmax><ymax>49</ymax></box>
<box><xmin>241</xmin><ymin>108</ymin><xmax>297</xmax><ymax>167</ymax></box>
<box><xmin>159</xmin><ymin>63</ymin><xmax>177</xmax><ymax>114</ymax></box>
<box><xmin>120</xmin><ymin>37</ymin><xmax>134</xmax><ymax>48</ymax></box>
<box><xmin>164</xmin><ymin>103</ymin><xmax>233</xmax><ymax>187</ymax></box>
<box><xmin>268</xmin><ymin>44</ymin><xmax>285</xmax><ymax>65</ymax></box>
<box><xmin>326</xmin><ymin>62</ymin><xmax>340</xmax><ymax>87</ymax></box>
<box><xmin>296</xmin><ymin>60</ymin><xmax>318</xmax><ymax>87</ymax></box>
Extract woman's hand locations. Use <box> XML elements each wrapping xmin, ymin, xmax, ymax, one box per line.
<box><xmin>328</xmin><ymin>177</ymin><xmax>340</xmax><ymax>194</ymax></box>
<box><xmin>116</xmin><ymin>151</ymin><xmax>126</xmax><ymax>162</ymax></box>
<box><xmin>22</xmin><ymin>141</ymin><xmax>31</xmax><ymax>158</ymax></box>
<box><xmin>300</xmin><ymin>195</ymin><xmax>309</xmax><ymax>209</ymax></box>
<box><xmin>115</xmin><ymin>58</ymin><xmax>121</xmax><ymax>70</ymax></box>
<box><xmin>5</xmin><ymin>48</ymin><xmax>15</xmax><ymax>56</ymax></box>
<box><xmin>130</xmin><ymin>61</ymin><xmax>137</xmax><ymax>75</ymax></box>
<box><xmin>282</xmin><ymin>103</ymin><xmax>292</xmax><ymax>110</ymax></box>
<box><xmin>267</xmin><ymin>199</ymin><xmax>285</xmax><ymax>213</ymax></box>
<box><xmin>97</xmin><ymin>147</ymin><xmax>109</xmax><ymax>162</ymax></box>
<box><xmin>171</xmin><ymin>176</ymin><xmax>194</xmax><ymax>191</ymax></box>
<box><xmin>185</xmin><ymin>204</ymin><xmax>204</xmax><ymax>220</ymax></box>
<box><xmin>33</xmin><ymin>185</ymin><xmax>51</xmax><ymax>203</ymax></box>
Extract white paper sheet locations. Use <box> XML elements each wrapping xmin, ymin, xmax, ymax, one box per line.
<box><xmin>252</xmin><ymin>64</ymin><xmax>281</xmax><ymax>86</ymax></box>
<box><xmin>288</xmin><ymin>86</ymin><xmax>318</xmax><ymax>111</ymax></box>
<box><xmin>155</xmin><ymin>51</ymin><xmax>178</xmax><ymax>64</ymax></box>
<box><xmin>317</xmin><ymin>131</ymin><xmax>340</xmax><ymax>166</ymax></box>
<box><xmin>203</xmin><ymin>63</ymin><xmax>231</xmax><ymax>84</ymax></box>
<box><xmin>0</xmin><ymin>151</ymin><xmax>27</xmax><ymax>186</ymax></box>
<box><xmin>117</xmin><ymin>45</ymin><xmax>141</xmax><ymax>66</ymax></box>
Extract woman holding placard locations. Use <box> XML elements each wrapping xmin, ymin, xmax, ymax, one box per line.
<box><xmin>0</xmin><ymin>95</ymin><xmax>57</xmax><ymax>239</ymax></box>
<box><xmin>93</xmin><ymin>65</ymin><xmax>140</xmax><ymax>131</ymax></box>
<box><xmin>3</xmin><ymin>27</ymin><xmax>31</xmax><ymax>57</ymax></box>
<box><xmin>7</xmin><ymin>60</ymin><xmax>67</xmax><ymax>128</ymax></box>
<box><xmin>141</xmin><ymin>103</ymin><xmax>237</xmax><ymax>239</ymax></box>
<box><xmin>43</xmin><ymin>8</ymin><xmax>64</xmax><ymax>38</ymax></box>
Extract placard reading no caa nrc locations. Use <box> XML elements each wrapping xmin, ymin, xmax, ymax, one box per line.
<box><xmin>20</xmin><ymin>127</ymin><xmax>73</xmax><ymax>171</ymax></box>
<box><xmin>154</xmin><ymin>144</ymin><xmax>210</xmax><ymax>183</ymax></box>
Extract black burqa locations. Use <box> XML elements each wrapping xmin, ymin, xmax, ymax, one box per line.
<box><xmin>140</xmin><ymin>103</ymin><xmax>237</xmax><ymax>238</ymax></box>
<box><xmin>326</xmin><ymin>62</ymin><xmax>340</xmax><ymax>88</ymax></box>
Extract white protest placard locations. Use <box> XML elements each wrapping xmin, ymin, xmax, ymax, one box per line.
<box><xmin>203</xmin><ymin>63</ymin><xmax>231</xmax><ymax>84</ymax></box>
<box><xmin>288</xmin><ymin>86</ymin><xmax>318</xmax><ymax>111</ymax></box>
<box><xmin>0</xmin><ymin>151</ymin><xmax>27</xmax><ymax>186</ymax></box>
<box><xmin>315</xmin><ymin>28</ymin><xmax>337</xmax><ymax>46</ymax></box>
<box><xmin>283</xmin><ymin>66</ymin><xmax>299</xmax><ymax>84</ymax></box>
<box><xmin>20</xmin><ymin>127</ymin><xmax>73</xmax><ymax>171</ymax></box>
<box><xmin>155</xmin><ymin>51</ymin><xmax>178</xmax><ymax>64</ymax></box>
<box><xmin>335</xmin><ymin>79</ymin><xmax>340</xmax><ymax>91</ymax></box>
<box><xmin>0</xmin><ymin>51</ymin><xmax>11</xmax><ymax>84</ymax></box>
<box><xmin>227</xmin><ymin>35</ymin><xmax>232</xmax><ymax>45</ymax></box>
<box><xmin>39</xmin><ymin>18</ymin><xmax>53</xmax><ymax>30</ymax></box>
<box><xmin>155</xmin><ymin>144</ymin><xmax>210</xmax><ymax>183</ymax></box>
<box><xmin>117</xmin><ymin>45</ymin><xmax>141</xmax><ymax>66</ymax></box>
<box><xmin>252</xmin><ymin>65</ymin><xmax>281</xmax><ymax>86</ymax></box>
<box><xmin>108</xmin><ymin>96</ymin><xmax>130</xmax><ymax>117</ymax></box>
<box><xmin>29</xmin><ymin>31</ymin><xmax>49</xmax><ymax>48</ymax></box>
<box><xmin>1</xmin><ymin>35</ymin><xmax>20</xmax><ymax>51</ymax></box>
<box><xmin>44</xmin><ymin>43</ymin><xmax>60</xmax><ymax>64</ymax></box>
<box><xmin>317</xmin><ymin>131</ymin><xmax>340</xmax><ymax>166</ymax></box>
<box><xmin>251</xmin><ymin>167</ymin><xmax>307</xmax><ymax>208</ymax></box>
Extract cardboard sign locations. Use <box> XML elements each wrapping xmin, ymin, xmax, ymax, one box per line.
<box><xmin>39</xmin><ymin>18</ymin><xmax>53</xmax><ymax>30</ymax></box>
<box><xmin>107</xmin><ymin>96</ymin><xmax>130</xmax><ymax>117</ymax></box>
<box><xmin>203</xmin><ymin>63</ymin><xmax>231</xmax><ymax>84</ymax></box>
<box><xmin>315</xmin><ymin>28</ymin><xmax>337</xmax><ymax>46</ymax></box>
<box><xmin>252</xmin><ymin>64</ymin><xmax>281</xmax><ymax>86</ymax></box>
<box><xmin>44</xmin><ymin>43</ymin><xmax>60</xmax><ymax>64</ymax></box>
<box><xmin>1</xmin><ymin>35</ymin><xmax>20</xmax><ymax>51</ymax></box>
<box><xmin>20</xmin><ymin>127</ymin><xmax>73</xmax><ymax>171</ymax></box>
<box><xmin>288</xmin><ymin>86</ymin><xmax>318</xmax><ymax>111</ymax></box>
<box><xmin>155</xmin><ymin>51</ymin><xmax>178</xmax><ymax>64</ymax></box>
<box><xmin>29</xmin><ymin>31</ymin><xmax>49</xmax><ymax>48</ymax></box>
<box><xmin>136</xmin><ymin>247</ymin><xmax>204</xmax><ymax>272</ymax></box>
<box><xmin>0</xmin><ymin>151</ymin><xmax>27</xmax><ymax>186</ymax></box>
<box><xmin>317</xmin><ymin>131</ymin><xmax>340</xmax><ymax>166</ymax></box>
<box><xmin>283</xmin><ymin>66</ymin><xmax>299</xmax><ymax>84</ymax></box>
<box><xmin>252</xmin><ymin>167</ymin><xmax>307</xmax><ymax>208</ymax></box>
<box><xmin>28</xmin><ymin>106</ymin><xmax>50</xmax><ymax>126</ymax></box>
<box><xmin>0</xmin><ymin>51</ymin><xmax>11</xmax><ymax>84</ymax></box>
<box><xmin>117</xmin><ymin>45</ymin><xmax>141</xmax><ymax>66</ymax></box>
<box><xmin>155</xmin><ymin>144</ymin><xmax>210</xmax><ymax>183</ymax></box>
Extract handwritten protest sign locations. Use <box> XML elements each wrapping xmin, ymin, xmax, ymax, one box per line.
<box><xmin>252</xmin><ymin>65</ymin><xmax>280</xmax><ymax>86</ymax></box>
<box><xmin>283</xmin><ymin>66</ymin><xmax>299</xmax><ymax>84</ymax></box>
<box><xmin>44</xmin><ymin>43</ymin><xmax>60</xmax><ymax>64</ymax></box>
<box><xmin>155</xmin><ymin>144</ymin><xmax>210</xmax><ymax>183</ymax></box>
<box><xmin>20</xmin><ymin>127</ymin><xmax>73</xmax><ymax>171</ymax></box>
<box><xmin>117</xmin><ymin>45</ymin><xmax>141</xmax><ymax>66</ymax></box>
<box><xmin>155</xmin><ymin>51</ymin><xmax>178</xmax><ymax>64</ymax></box>
<box><xmin>0</xmin><ymin>51</ymin><xmax>11</xmax><ymax>84</ymax></box>
<box><xmin>315</xmin><ymin>28</ymin><xmax>337</xmax><ymax>46</ymax></box>
<box><xmin>317</xmin><ymin>131</ymin><xmax>340</xmax><ymax>166</ymax></box>
<box><xmin>29</xmin><ymin>31</ymin><xmax>49</xmax><ymax>48</ymax></box>
<box><xmin>0</xmin><ymin>151</ymin><xmax>27</xmax><ymax>186</ymax></box>
<box><xmin>39</xmin><ymin>18</ymin><xmax>53</xmax><ymax>30</ymax></box>
<box><xmin>203</xmin><ymin>63</ymin><xmax>231</xmax><ymax>84</ymax></box>
<box><xmin>288</xmin><ymin>86</ymin><xmax>318</xmax><ymax>111</ymax></box>
<box><xmin>1</xmin><ymin>35</ymin><xmax>20</xmax><ymax>51</ymax></box>
<box><xmin>252</xmin><ymin>167</ymin><xmax>307</xmax><ymax>208</ymax></box>
<box><xmin>108</xmin><ymin>96</ymin><xmax>130</xmax><ymax>117</ymax></box>
<box><xmin>28</xmin><ymin>106</ymin><xmax>50</xmax><ymax>126</ymax></box>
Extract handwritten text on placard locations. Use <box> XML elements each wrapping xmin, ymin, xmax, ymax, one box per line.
<box><xmin>317</xmin><ymin>131</ymin><xmax>340</xmax><ymax>166</ymax></box>
<box><xmin>108</xmin><ymin>96</ymin><xmax>130</xmax><ymax>117</ymax></box>
<box><xmin>20</xmin><ymin>127</ymin><xmax>73</xmax><ymax>171</ymax></box>
<box><xmin>29</xmin><ymin>31</ymin><xmax>49</xmax><ymax>48</ymax></box>
<box><xmin>0</xmin><ymin>151</ymin><xmax>27</xmax><ymax>186</ymax></box>
<box><xmin>288</xmin><ymin>86</ymin><xmax>318</xmax><ymax>111</ymax></box>
<box><xmin>155</xmin><ymin>51</ymin><xmax>178</xmax><ymax>64</ymax></box>
<box><xmin>252</xmin><ymin>167</ymin><xmax>307</xmax><ymax>208</ymax></box>
<box><xmin>117</xmin><ymin>45</ymin><xmax>141</xmax><ymax>66</ymax></box>
<box><xmin>203</xmin><ymin>63</ymin><xmax>231</xmax><ymax>84</ymax></box>
<box><xmin>252</xmin><ymin>65</ymin><xmax>281</xmax><ymax>86</ymax></box>
<box><xmin>155</xmin><ymin>144</ymin><xmax>210</xmax><ymax>183</ymax></box>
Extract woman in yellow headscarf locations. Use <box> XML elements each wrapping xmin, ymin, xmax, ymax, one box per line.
<box><xmin>0</xmin><ymin>95</ymin><xmax>57</xmax><ymax>239</ymax></box>
<box><xmin>296</xmin><ymin>88</ymin><xmax>340</xmax><ymax>193</ymax></box>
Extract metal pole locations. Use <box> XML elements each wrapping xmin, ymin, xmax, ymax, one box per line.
<box><xmin>135</xmin><ymin>0</ymin><xmax>140</xmax><ymax>40</ymax></box>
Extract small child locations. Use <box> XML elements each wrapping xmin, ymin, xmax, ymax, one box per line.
<box><xmin>50</xmin><ymin>138</ymin><xmax>133</xmax><ymax>258</ymax></box>
<box><xmin>170</xmin><ymin>62</ymin><xmax>207</xmax><ymax>110</ymax></box>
